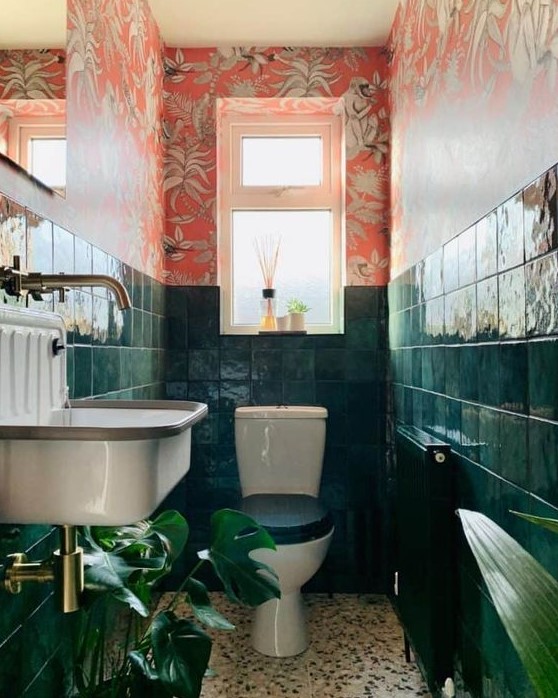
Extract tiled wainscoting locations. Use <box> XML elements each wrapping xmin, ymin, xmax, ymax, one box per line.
<box><xmin>389</xmin><ymin>164</ymin><xmax>558</xmax><ymax>697</ymax></box>
<box><xmin>163</xmin><ymin>285</ymin><xmax>389</xmax><ymax>595</ymax></box>
<box><xmin>0</xmin><ymin>193</ymin><xmax>166</xmax><ymax>696</ymax></box>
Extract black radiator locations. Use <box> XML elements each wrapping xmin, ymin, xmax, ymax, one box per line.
<box><xmin>393</xmin><ymin>425</ymin><xmax>454</xmax><ymax>693</ymax></box>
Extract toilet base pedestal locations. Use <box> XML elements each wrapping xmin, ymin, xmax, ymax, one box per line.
<box><xmin>251</xmin><ymin>590</ymin><xmax>308</xmax><ymax>657</ymax></box>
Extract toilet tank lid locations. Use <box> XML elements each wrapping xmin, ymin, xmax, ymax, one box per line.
<box><xmin>235</xmin><ymin>406</ymin><xmax>327</xmax><ymax>419</ymax></box>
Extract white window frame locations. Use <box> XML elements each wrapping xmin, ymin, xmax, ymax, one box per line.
<box><xmin>218</xmin><ymin>109</ymin><xmax>345</xmax><ymax>335</ymax></box>
<box><xmin>7</xmin><ymin>115</ymin><xmax>66</xmax><ymax>192</ymax></box>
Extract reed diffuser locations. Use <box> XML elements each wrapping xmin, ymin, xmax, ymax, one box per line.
<box><xmin>254</xmin><ymin>235</ymin><xmax>281</xmax><ymax>331</ymax></box>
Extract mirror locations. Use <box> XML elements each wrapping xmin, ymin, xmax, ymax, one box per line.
<box><xmin>0</xmin><ymin>1</ymin><xmax>67</xmax><ymax>195</ymax></box>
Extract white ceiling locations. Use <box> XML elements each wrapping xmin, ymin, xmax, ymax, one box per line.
<box><xmin>149</xmin><ymin>0</ymin><xmax>400</xmax><ymax>47</ymax></box>
<box><xmin>0</xmin><ymin>0</ymin><xmax>399</xmax><ymax>49</ymax></box>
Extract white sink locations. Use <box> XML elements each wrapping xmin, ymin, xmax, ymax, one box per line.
<box><xmin>0</xmin><ymin>306</ymin><xmax>207</xmax><ymax>526</ymax></box>
<box><xmin>0</xmin><ymin>400</ymin><xmax>207</xmax><ymax>525</ymax></box>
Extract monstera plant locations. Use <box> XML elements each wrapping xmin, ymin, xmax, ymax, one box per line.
<box><xmin>70</xmin><ymin>509</ymin><xmax>279</xmax><ymax>698</ymax></box>
<box><xmin>459</xmin><ymin>509</ymin><xmax>558</xmax><ymax>698</ymax></box>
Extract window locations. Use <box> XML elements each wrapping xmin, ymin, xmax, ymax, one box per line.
<box><xmin>218</xmin><ymin>102</ymin><xmax>344</xmax><ymax>334</ymax></box>
<box><xmin>7</xmin><ymin>116</ymin><xmax>66</xmax><ymax>194</ymax></box>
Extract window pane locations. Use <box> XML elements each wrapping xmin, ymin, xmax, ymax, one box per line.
<box><xmin>232</xmin><ymin>210</ymin><xmax>332</xmax><ymax>326</ymax></box>
<box><xmin>29</xmin><ymin>138</ymin><xmax>66</xmax><ymax>188</ymax></box>
<box><xmin>241</xmin><ymin>137</ymin><xmax>322</xmax><ymax>186</ymax></box>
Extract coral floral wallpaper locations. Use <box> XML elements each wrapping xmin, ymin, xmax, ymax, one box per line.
<box><xmin>0</xmin><ymin>0</ymin><xmax>165</xmax><ymax>280</ymax></box>
<box><xmin>389</xmin><ymin>0</ymin><xmax>558</xmax><ymax>276</ymax></box>
<box><xmin>162</xmin><ymin>47</ymin><xmax>391</xmax><ymax>286</ymax></box>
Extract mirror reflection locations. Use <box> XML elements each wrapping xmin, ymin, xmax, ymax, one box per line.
<box><xmin>0</xmin><ymin>2</ymin><xmax>67</xmax><ymax>195</ymax></box>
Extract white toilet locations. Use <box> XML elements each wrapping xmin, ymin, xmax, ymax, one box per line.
<box><xmin>235</xmin><ymin>405</ymin><xmax>334</xmax><ymax>657</ymax></box>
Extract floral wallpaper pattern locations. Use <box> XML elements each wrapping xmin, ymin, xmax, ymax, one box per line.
<box><xmin>0</xmin><ymin>0</ymin><xmax>165</xmax><ymax>281</ymax></box>
<box><xmin>389</xmin><ymin>0</ymin><xmax>558</xmax><ymax>276</ymax></box>
<box><xmin>162</xmin><ymin>47</ymin><xmax>390</xmax><ymax>286</ymax></box>
<box><xmin>66</xmin><ymin>0</ymin><xmax>165</xmax><ymax>277</ymax></box>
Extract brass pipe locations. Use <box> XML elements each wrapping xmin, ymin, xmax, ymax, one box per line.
<box><xmin>2</xmin><ymin>526</ymin><xmax>84</xmax><ymax>613</ymax></box>
<box><xmin>0</xmin><ymin>256</ymin><xmax>131</xmax><ymax>310</ymax></box>
<box><xmin>23</xmin><ymin>273</ymin><xmax>131</xmax><ymax>310</ymax></box>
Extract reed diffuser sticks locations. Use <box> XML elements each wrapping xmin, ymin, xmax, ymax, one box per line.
<box><xmin>254</xmin><ymin>235</ymin><xmax>281</xmax><ymax>330</ymax></box>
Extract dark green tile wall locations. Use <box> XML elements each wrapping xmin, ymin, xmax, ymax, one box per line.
<box><xmin>163</xmin><ymin>285</ymin><xmax>389</xmax><ymax>594</ymax></box>
<box><xmin>0</xmin><ymin>193</ymin><xmax>166</xmax><ymax>697</ymax></box>
<box><xmin>388</xmin><ymin>163</ymin><xmax>558</xmax><ymax>698</ymax></box>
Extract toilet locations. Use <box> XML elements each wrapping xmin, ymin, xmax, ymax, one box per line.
<box><xmin>235</xmin><ymin>405</ymin><xmax>334</xmax><ymax>657</ymax></box>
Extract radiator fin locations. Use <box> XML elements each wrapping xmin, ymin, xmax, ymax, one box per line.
<box><xmin>394</xmin><ymin>425</ymin><xmax>454</xmax><ymax>693</ymax></box>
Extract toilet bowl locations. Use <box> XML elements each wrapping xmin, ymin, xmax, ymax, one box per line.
<box><xmin>235</xmin><ymin>406</ymin><xmax>334</xmax><ymax>657</ymax></box>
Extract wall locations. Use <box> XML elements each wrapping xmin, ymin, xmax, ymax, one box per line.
<box><xmin>163</xmin><ymin>285</ymin><xmax>388</xmax><ymax>594</ymax></box>
<box><xmin>389</xmin><ymin>0</ymin><xmax>558</xmax><ymax>278</ymax></box>
<box><xmin>389</xmin><ymin>164</ymin><xmax>558</xmax><ymax>696</ymax></box>
<box><xmin>0</xmin><ymin>1</ymin><xmax>166</xmax><ymax>695</ymax></box>
<box><xmin>162</xmin><ymin>47</ymin><xmax>390</xmax><ymax>286</ymax></box>
<box><xmin>0</xmin><ymin>0</ymin><xmax>165</xmax><ymax>280</ymax></box>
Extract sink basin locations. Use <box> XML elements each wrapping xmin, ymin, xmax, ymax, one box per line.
<box><xmin>0</xmin><ymin>305</ymin><xmax>207</xmax><ymax>526</ymax></box>
<box><xmin>0</xmin><ymin>400</ymin><xmax>207</xmax><ymax>525</ymax></box>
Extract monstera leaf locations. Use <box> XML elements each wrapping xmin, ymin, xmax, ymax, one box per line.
<box><xmin>82</xmin><ymin>511</ymin><xmax>189</xmax><ymax>615</ymax></box>
<box><xmin>198</xmin><ymin>509</ymin><xmax>280</xmax><ymax>606</ymax></box>
<box><xmin>459</xmin><ymin>509</ymin><xmax>558</xmax><ymax>698</ymax></box>
<box><xmin>184</xmin><ymin>578</ymin><xmax>235</xmax><ymax>630</ymax></box>
<box><xmin>130</xmin><ymin>611</ymin><xmax>211</xmax><ymax>698</ymax></box>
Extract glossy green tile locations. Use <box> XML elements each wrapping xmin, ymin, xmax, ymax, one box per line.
<box><xmin>423</xmin><ymin>247</ymin><xmax>443</xmax><ymax>300</ymax></box>
<box><xmin>443</xmin><ymin>235</ymin><xmax>459</xmax><ymax>293</ymax></box>
<box><xmin>459</xmin><ymin>224</ymin><xmax>477</xmax><ymax>288</ymax></box>
<box><xmin>529</xmin><ymin>418</ymin><xmax>558</xmax><ymax>507</ymax></box>
<box><xmin>523</xmin><ymin>165</ymin><xmax>557</xmax><ymax>262</ymax></box>
<box><xmin>92</xmin><ymin>347</ymin><xmax>121</xmax><ymax>395</ymax></box>
<box><xmin>424</xmin><ymin>297</ymin><xmax>444</xmax><ymax>344</ymax></box>
<box><xmin>477</xmin><ymin>344</ymin><xmax>500</xmax><ymax>407</ymax></box>
<box><xmin>476</xmin><ymin>276</ymin><xmax>498</xmax><ymax>341</ymax></box>
<box><xmin>219</xmin><ymin>380</ymin><xmax>250</xmax><ymax>412</ymax></box>
<box><xmin>283</xmin><ymin>380</ymin><xmax>316</xmax><ymax>405</ymax></box>
<box><xmin>525</xmin><ymin>252</ymin><xmax>558</xmax><ymax>336</ymax></box>
<box><xmin>220</xmin><ymin>349</ymin><xmax>250</xmax><ymax>380</ymax></box>
<box><xmin>346</xmin><ymin>317</ymin><xmax>379</xmax><ymax>349</ymax></box>
<box><xmin>315</xmin><ymin>348</ymin><xmax>346</xmax><ymax>380</ymax></box>
<box><xmin>498</xmin><ymin>267</ymin><xmax>525</xmax><ymax>338</ymax></box>
<box><xmin>52</xmin><ymin>225</ymin><xmax>74</xmax><ymax>273</ymax></box>
<box><xmin>187</xmin><ymin>381</ymin><xmax>219</xmax><ymax>411</ymax></box>
<box><xmin>251</xmin><ymin>380</ymin><xmax>282</xmax><ymax>404</ymax></box>
<box><xmin>346</xmin><ymin>350</ymin><xmax>377</xmax><ymax>382</ymax></box>
<box><xmin>497</xmin><ymin>193</ymin><xmax>524</xmax><ymax>272</ymax></box>
<box><xmin>73</xmin><ymin>346</ymin><xmax>92</xmax><ymax>398</ymax></box>
<box><xmin>283</xmin><ymin>349</ymin><xmax>315</xmax><ymax>381</ymax></box>
<box><xmin>460</xmin><ymin>403</ymin><xmax>479</xmax><ymax>461</ymax></box>
<box><xmin>500</xmin><ymin>342</ymin><xmax>528</xmax><ymax>413</ymax></box>
<box><xmin>529</xmin><ymin>338</ymin><xmax>558</xmax><ymax>420</ymax></box>
<box><xmin>188</xmin><ymin>349</ymin><xmax>219</xmax><ymax>380</ymax></box>
<box><xmin>499</xmin><ymin>413</ymin><xmax>528</xmax><ymax>488</ymax></box>
<box><xmin>344</xmin><ymin>285</ymin><xmax>383</xmax><ymax>318</ymax></box>
<box><xmin>475</xmin><ymin>211</ymin><xmax>498</xmax><ymax>280</ymax></box>
<box><xmin>445</xmin><ymin>346</ymin><xmax>461</xmax><ymax>397</ymax></box>
<box><xmin>26</xmin><ymin>211</ymin><xmax>53</xmax><ymax>273</ymax></box>
<box><xmin>251</xmin><ymin>349</ymin><xmax>282</xmax><ymax>380</ymax></box>
<box><xmin>460</xmin><ymin>345</ymin><xmax>479</xmax><ymax>402</ymax></box>
<box><xmin>478</xmin><ymin>407</ymin><xmax>501</xmax><ymax>473</ymax></box>
<box><xmin>445</xmin><ymin>397</ymin><xmax>461</xmax><ymax>448</ymax></box>
<box><xmin>188</xmin><ymin>314</ymin><xmax>219</xmax><ymax>349</ymax></box>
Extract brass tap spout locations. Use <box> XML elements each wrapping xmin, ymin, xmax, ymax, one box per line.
<box><xmin>24</xmin><ymin>273</ymin><xmax>131</xmax><ymax>310</ymax></box>
<box><xmin>0</xmin><ymin>256</ymin><xmax>131</xmax><ymax>310</ymax></box>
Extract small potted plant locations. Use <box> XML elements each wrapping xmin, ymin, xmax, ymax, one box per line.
<box><xmin>287</xmin><ymin>298</ymin><xmax>310</xmax><ymax>331</ymax></box>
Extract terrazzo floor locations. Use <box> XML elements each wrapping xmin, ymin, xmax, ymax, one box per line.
<box><xmin>162</xmin><ymin>593</ymin><xmax>431</xmax><ymax>698</ymax></box>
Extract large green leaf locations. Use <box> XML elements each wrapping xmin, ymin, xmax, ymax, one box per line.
<box><xmin>151</xmin><ymin>611</ymin><xmax>211</xmax><ymax>698</ymax></box>
<box><xmin>458</xmin><ymin>509</ymin><xmax>558</xmax><ymax>698</ymax></box>
<box><xmin>511</xmin><ymin>511</ymin><xmax>558</xmax><ymax>536</ymax></box>
<box><xmin>184</xmin><ymin>578</ymin><xmax>235</xmax><ymax>631</ymax></box>
<box><xmin>198</xmin><ymin>509</ymin><xmax>280</xmax><ymax>606</ymax></box>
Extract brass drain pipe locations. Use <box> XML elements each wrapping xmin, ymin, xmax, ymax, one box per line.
<box><xmin>2</xmin><ymin>525</ymin><xmax>84</xmax><ymax>613</ymax></box>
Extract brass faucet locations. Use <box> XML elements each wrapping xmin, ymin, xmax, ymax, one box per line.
<box><xmin>0</xmin><ymin>255</ymin><xmax>131</xmax><ymax>310</ymax></box>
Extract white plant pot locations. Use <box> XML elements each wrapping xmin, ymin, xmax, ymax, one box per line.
<box><xmin>289</xmin><ymin>312</ymin><xmax>306</xmax><ymax>331</ymax></box>
<box><xmin>276</xmin><ymin>315</ymin><xmax>290</xmax><ymax>331</ymax></box>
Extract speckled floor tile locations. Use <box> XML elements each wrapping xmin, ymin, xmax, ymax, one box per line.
<box><xmin>159</xmin><ymin>593</ymin><xmax>431</xmax><ymax>698</ymax></box>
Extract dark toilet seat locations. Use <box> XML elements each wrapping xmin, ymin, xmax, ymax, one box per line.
<box><xmin>241</xmin><ymin>494</ymin><xmax>334</xmax><ymax>545</ymax></box>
